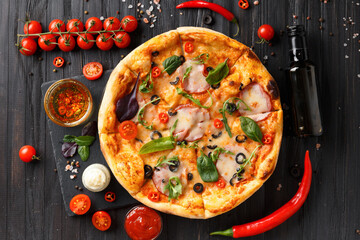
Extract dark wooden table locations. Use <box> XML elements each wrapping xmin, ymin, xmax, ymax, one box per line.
<box><xmin>1</xmin><ymin>0</ymin><xmax>359</xmax><ymax>239</ymax></box>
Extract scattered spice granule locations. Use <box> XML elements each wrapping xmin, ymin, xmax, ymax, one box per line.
<box><xmin>293</xmin><ymin>14</ymin><xmax>298</xmax><ymax>19</ymax></box>
<box><xmin>154</xmin><ymin>0</ymin><xmax>160</xmax><ymax>4</ymax></box>
<box><xmin>306</xmin><ymin>16</ymin><xmax>311</xmax><ymax>20</ymax></box>
<box><xmin>28</xmin><ymin>72</ymin><xmax>33</xmax><ymax>76</ymax></box>
<box><xmin>329</xmin><ymin>32</ymin><xmax>334</xmax><ymax>36</ymax></box>
<box><xmin>70</xmin><ymin>174</ymin><xmax>77</xmax><ymax>180</ymax></box>
<box><xmin>356</xmin><ymin>229</ymin><xmax>360</xmax><ymax>235</ymax></box>
<box><xmin>319</xmin><ymin>17</ymin><xmax>324</xmax><ymax>22</ymax></box>
<box><xmin>53</xmin><ymin>168</ymin><xmax>57</xmax><ymax>172</ymax></box>
<box><xmin>270</xmin><ymin>52</ymin><xmax>275</xmax><ymax>56</ymax></box>
<box><xmin>345</xmin><ymin>55</ymin><xmax>349</xmax><ymax>59</ymax></box>
<box><xmin>84</xmin><ymin>10</ymin><xmax>88</xmax><ymax>14</ymax></box>
<box><xmin>316</xmin><ymin>143</ymin><xmax>321</xmax><ymax>150</ymax></box>
<box><xmin>78</xmin><ymin>187</ymin><xmax>83</xmax><ymax>191</ymax></box>
<box><xmin>319</xmin><ymin>26</ymin><xmax>324</xmax><ymax>30</ymax></box>
<box><xmin>150</xmin><ymin>24</ymin><xmax>155</xmax><ymax>28</ymax></box>
<box><xmin>100</xmin><ymin>16</ymin><xmax>104</xmax><ymax>21</ymax></box>
<box><xmin>75</xmin><ymin>185</ymin><xmax>79</xmax><ymax>189</ymax></box>
<box><xmin>276</xmin><ymin>184</ymin><xmax>282</xmax><ymax>191</ymax></box>
<box><xmin>254</xmin><ymin>0</ymin><xmax>259</xmax><ymax>5</ymax></box>
<box><xmin>116</xmin><ymin>10</ymin><xmax>120</xmax><ymax>14</ymax></box>
<box><xmin>128</xmin><ymin>4</ymin><xmax>133</xmax><ymax>8</ymax></box>
<box><xmin>53</xmin><ymin>69</ymin><xmax>57</xmax><ymax>72</ymax></box>
<box><xmin>67</xmin><ymin>61</ymin><xmax>71</xmax><ymax>65</ymax></box>
<box><xmin>38</xmin><ymin>57</ymin><xmax>43</xmax><ymax>61</ymax></box>
<box><xmin>180</xmin><ymin>12</ymin><xmax>183</xmax><ymax>15</ymax></box>
<box><xmin>143</xmin><ymin>18</ymin><xmax>149</xmax><ymax>23</ymax></box>
<box><xmin>357</xmin><ymin>74</ymin><xmax>360</xmax><ymax>78</ymax></box>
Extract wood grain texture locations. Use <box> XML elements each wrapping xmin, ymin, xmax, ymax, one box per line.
<box><xmin>1</xmin><ymin>0</ymin><xmax>359</xmax><ymax>239</ymax></box>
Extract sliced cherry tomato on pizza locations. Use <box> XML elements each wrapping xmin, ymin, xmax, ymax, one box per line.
<box><xmin>96</xmin><ymin>33</ymin><xmax>114</xmax><ymax>51</ymax></box>
<box><xmin>53</xmin><ymin>57</ymin><xmax>64</xmax><ymax>68</ymax></box>
<box><xmin>104</xmin><ymin>192</ymin><xmax>116</xmax><ymax>202</ymax></box>
<box><xmin>69</xmin><ymin>194</ymin><xmax>91</xmax><ymax>215</ymax></box>
<box><xmin>38</xmin><ymin>34</ymin><xmax>57</xmax><ymax>51</ymax></box>
<box><xmin>103</xmin><ymin>17</ymin><xmax>121</xmax><ymax>31</ymax></box>
<box><xmin>83</xmin><ymin>62</ymin><xmax>103</xmax><ymax>80</ymax></box>
<box><xmin>147</xmin><ymin>191</ymin><xmax>160</xmax><ymax>202</ymax></box>
<box><xmin>119</xmin><ymin>120</ymin><xmax>137</xmax><ymax>140</ymax></box>
<box><xmin>66</xmin><ymin>19</ymin><xmax>84</xmax><ymax>36</ymax></box>
<box><xmin>85</xmin><ymin>17</ymin><xmax>103</xmax><ymax>33</ymax></box>
<box><xmin>121</xmin><ymin>15</ymin><xmax>138</xmax><ymax>32</ymax></box>
<box><xmin>151</xmin><ymin>67</ymin><xmax>161</xmax><ymax>78</ymax></box>
<box><xmin>216</xmin><ymin>178</ymin><xmax>226</xmax><ymax>188</ymax></box>
<box><xmin>19</xmin><ymin>37</ymin><xmax>37</xmax><ymax>56</ymax></box>
<box><xmin>77</xmin><ymin>33</ymin><xmax>95</xmax><ymax>50</ymax></box>
<box><xmin>262</xmin><ymin>134</ymin><xmax>273</xmax><ymax>144</ymax></box>
<box><xmin>92</xmin><ymin>211</ymin><xmax>111</xmax><ymax>231</ymax></box>
<box><xmin>114</xmin><ymin>32</ymin><xmax>131</xmax><ymax>48</ymax></box>
<box><xmin>159</xmin><ymin>112</ymin><xmax>169</xmax><ymax>124</ymax></box>
<box><xmin>58</xmin><ymin>34</ymin><xmax>76</xmax><ymax>52</ymax></box>
<box><xmin>214</xmin><ymin>118</ymin><xmax>223</xmax><ymax>129</ymax></box>
<box><xmin>184</xmin><ymin>42</ymin><xmax>194</xmax><ymax>53</ymax></box>
<box><xmin>24</xmin><ymin>20</ymin><xmax>42</xmax><ymax>38</ymax></box>
<box><xmin>49</xmin><ymin>19</ymin><xmax>65</xmax><ymax>33</ymax></box>
<box><xmin>238</xmin><ymin>0</ymin><xmax>250</xmax><ymax>9</ymax></box>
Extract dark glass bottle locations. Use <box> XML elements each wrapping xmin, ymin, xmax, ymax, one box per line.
<box><xmin>286</xmin><ymin>25</ymin><xmax>323</xmax><ymax>137</ymax></box>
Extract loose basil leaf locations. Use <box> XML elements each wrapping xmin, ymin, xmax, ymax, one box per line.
<box><xmin>162</xmin><ymin>55</ymin><xmax>182</xmax><ymax>75</ymax></box>
<box><xmin>155</xmin><ymin>155</ymin><xmax>179</xmax><ymax>168</ymax></box>
<box><xmin>236</xmin><ymin>145</ymin><xmax>261</xmax><ymax>178</ymax></box>
<box><xmin>197</xmin><ymin>151</ymin><xmax>219</xmax><ymax>182</ymax></box>
<box><xmin>205</xmin><ymin>58</ymin><xmax>229</xmax><ymax>85</ymax></box>
<box><xmin>74</xmin><ymin>135</ymin><xmax>96</xmax><ymax>146</ymax></box>
<box><xmin>62</xmin><ymin>142</ymin><xmax>78</xmax><ymax>158</ymax></box>
<box><xmin>192</xmin><ymin>53</ymin><xmax>209</xmax><ymax>64</ymax></box>
<box><xmin>164</xmin><ymin>176</ymin><xmax>182</xmax><ymax>201</ymax></box>
<box><xmin>137</xmin><ymin>97</ymin><xmax>161</xmax><ymax>130</ymax></box>
<box><xmin>63</xmin><ymin>135</ymin><xmax>76</xmax><ymax>143</ymax></box>
<box><xmin>139</xmin><ymin>136</ymin><xmax>175</xmax><ymax>154</ymax></box>
<box><xmin>176</xmin><ymin>88</ymin><xmax>213</xmax><ymax>109</ymax></box>
<box><xmin>240</xmin><ymin>116</ymin><xmax>263</xmax><ymax>144</ymax></box>
<box><xmin>182</xmin><ymin>66</ymin><xmax>192</xmax><ymax>81</ymax></box>
<box><xmin>82</xmin><ymin>121</ymin><xmax>97</xmax><ymax>137</ymax></box>
<box><xmin>78</xmin><ymin>145</ymin><xmax>90</xmax><ymax>161</ymax></box>
<box><xmin>210</xmin><ymin>147</ymin><xmax>234</xmax><ymax>162</ymax></box>
<box><xmin>139</xmin><ymin>72</ymin><xmax>154</xmax><ymax>93</ymax></box>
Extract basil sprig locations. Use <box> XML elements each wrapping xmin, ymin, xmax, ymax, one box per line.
<box><xmin>139</xmin><ymin>72</ymin><xmax>153</xmax><ymax>93</ymax></box>
<box><xmin>240</xmin><ymin>116</ymin><xmax>263</xmax><ymax>144</ymax></box>
<box><xmin>209</xmin><ymin>147</ymin><xmax>234</xmax><ymax>162</ymax></box>
<box><xmin>197</xmin><ymin>151</ymin><xmax>219</xmax><ymax>182</ymax></box>
<box><xmin>179</xmin><ymin>140</ymin><xmax>200</xmax><ymax>149</ymax></box>
<box><xmin>192</xmin><ymin>53</ymin><xmax>209</xmax><ymax>64</ymax></box>
<box><xmin>155</xmin><ymin>155</ymin><xmax>179</xmax><ymax>168</ymax></box>
<box><xmin>182</xmin><ymin>66</ymin><xmax>192</xmax><ymax>81</ymax></box>
<box><xmin>164</xmin><ymin>176</ymin><xmax>182</xmax><ymax>201</ymax></box>
<box><xmin>63</xmin><ymin>135</ymin><xmax>95</xmax><ymax>161</ymax></box>
<box><xmin>205</xmin><ymin>58</ymin><xmax>229</xmax><ymax>85</ymax></box>
<box><xmin>162</xmin><ymin>55</ymin><xmax>182</xmax><ymax>75</ymax></box>
<box><xmin>176</xmin><ymin>87</ymin><xmax>213</xmax><ymax>109</ymax></box>
<box><xmin>137</xmin><ymin>97</ymin><xmax>161</xmax><ymax>130</ymax></box>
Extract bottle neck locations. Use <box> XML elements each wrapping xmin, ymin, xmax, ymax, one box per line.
<box><xmin>288</xmin><ymin>35</ymin><xmax>309</xmax><ymax>62</ymax></box>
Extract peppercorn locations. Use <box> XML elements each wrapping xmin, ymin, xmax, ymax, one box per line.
<box><xmin>329</xmin><ymin>32</ymin><xmax>334</xmax><ymax>36</ymax></box>
<box><xmin>271</xmin><ymin>52</ymin><xmax>275</xmax><ymax>56</ymax></box>
<box><xmin>306</xmin><ymin>16</ymin><xmax>311</xmax><ymax>20</ymax></box>
<box><xmin>54</xmin><ymin>168</ymin><xmax>57</xmax><ymax>172</ymax></box>
<box><xmin>67</xmin><ymin>161</ymin><xmax>70</xmax><ymax>164</ymax></box>
<box><xmin>53</xmin><ymin>69</ymin><xmax>57</xmax><ymax>72</ymax></box>
<box><xmin>38</xmin><ymin>57</ymin><xmax>43</xmax><ymax>61</ymax></box>
<box><xmin>28</xmin><ymin>72</ymin><xmax>33</xmax><ymax>76</ymax></box>
<box><xmin>78</xmin><ymin>187</ymin><xmax>83</xmax><ymax>191</ymax></box>
<box><xmin>75</xmin><ymin>185</ymin><xmax>79</xmax><ymax>189</ymax></box>
<box><xmin>84</xmin><ymin>10</ymin><xmax>89</xmax><ymax>14</ymax></box>
<box><xmin>319</xmin><ymin>17</ymin><xmax>324</xmax><ymax>22</ymax></box>
<box><xmin>319</xmin><ymin>26</ymin><xmax>324</xmax><ymax>30</ymax></box>
<box><xmin>67</xmin><ymin>61</ymin><xmax>71</xmax><ymax>65</ymax></box>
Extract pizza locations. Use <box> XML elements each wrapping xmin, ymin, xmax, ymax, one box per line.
<box><xmin>98</xmin><ymin>27</ymin><xmax>283</xmax><ymax>219</ymax></box>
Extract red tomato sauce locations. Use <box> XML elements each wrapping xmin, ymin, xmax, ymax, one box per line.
<box><xmin>125</xmin><ymin>206</ymin><xmax>162</xmax><ymax>240</ymax></box>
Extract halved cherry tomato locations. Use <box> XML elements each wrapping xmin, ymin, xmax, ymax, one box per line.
<box><xmin>58</xmin><ymin>106</ymin><xmax>66</xmax><ymax>115</ymax></box>
<box><xmin>184</xmin><ymin>42</ymin><xmax>194</xmax><ymax>53</ymax></box>
<box><xmin>104</xmin><ymin>192</ymin><xmax>116</xmax><ymax>202</ymax></box>
<box><xmin>152</xmin><ymin>67</ymin><xmax>161</xmax><ymax>78</ymax></box>
<box><xmin>92</xmin><ymin>211</ymin><xmax>111</xmax><ymax>231</ymax></box>
<box><xmin>147</xmin><ymin>191</ymin><xmax>160</xmax><ymax>202</ymax></box>
<box><xmin>53</xmin><ymin>57</ymin><xmax>64</xmax><ymax>68</ymax></box>
<box><xmin>83</xmin><ymin>62</ymin><xmax>103</xmax><ymax>80</ymax></box>
<box><xmin>262</xmin><ymin>134</ymin><xmax>273</xmax><ymax>144</ymax></box>
<box><xmin>216</xmin><ymin>178</ymin><xmax>226</xmax><ymax>188</ymax></box>
<box><xmin>159</xmin><ymin>112</ymin><xmax>169</xmax><ymax>124</ymax></box>
<box><xmin>238</xmin><ymin>0</ymin><xmax>250</xmax><ymax>9</ymax></box>
<box><xmin>69</xmin><ymin>194</ymin><xmax>91</xmax><ymax>215</ymax></box>
<box><xmin>19</xmin><ymin>145</ymin><xmax>40</xmax><ymax>162</ymax></box>
<box><xmin>119</xmin><ymin>120</ymin><xmax>137</xmax><ymax>140</ymax></box>
<box><xmin>214</xmin><ymin>118</ymin><xmax>223</xmax><ymax>129</ymax></box>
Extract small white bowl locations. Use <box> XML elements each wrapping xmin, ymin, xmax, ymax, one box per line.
<box><xmin>82</xmin><ymin>163</ymin><xmax>111</xmax><ymax>192</ymax></box>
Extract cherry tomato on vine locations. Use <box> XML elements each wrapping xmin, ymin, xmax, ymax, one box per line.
<box><xmin>19</xmin><ymin>145</ymin><xmax>40</xmax><ymax>162</ymax></box>
<box><xmin>114</xmin><ymin>32</ymin><xmax>131</xmax><ymax>48</ymax></box>
<box><xmin>19</xmin><ymin>38</ymin><xmax>37</xmax><ymax>56</ymax></box>
<box><xmin>103</xmin><ymin>17</ymin><xmax>121</xmax><ymax>31</ymax></box>
<box><xmin>53</xmin><ymin>57</ymin><xmax>64</xmax><ymax>68</ymax></box>
<box><xmin>257</xmin><ymin>24</ymin><xmax>275</xmax><ymax>42</ymax></box>
<box><xmin>216</xmin><ymin>178</ymin><xmax>226</xmax><ymax>188</ymax></box>
<box><xmin>69</xmin><ymin>194</ymin><xmax>91</xmax><ymax>215</ymax></box>
<box><xmin>66</xmin><ymin>19</ymin><xmax>84</xmax><ymax>36</ymax></box>
<box><xmin>151</xmin><ymin>67</ymin><xmax>161</xmax><ymax>78</ymax></box>
<box><xmin>92</xmin><ymin>211</ymin><xmax>111</xmax><ymax>231</ymax></box>
<box><xmin>85</xmin><ymin>17</ymin><xmax>102</xmax><ymax>33</ymax></box>
<box><xmin>119</xmin><ymin>121</ymin><xmax>137</xmax><ymax>140</ymax></box>
<box><xmin>83</xmin><ymin>62</ymin><xmax>103</xmax><ymax>80</ymax></box>
<box><xmin>49</xmin><ymin>19</ymin><xmax>65</xmax><ymax>33</ymax></box>
<box><xmin>23</xmin><ymin>20</ymin><xmax>42</xmax><ymax>38</ymax></box>
<box><xmin>147</xmin><ymin>191</ymin><xmax>160</xmax><ymax>202</ymax></box>
<box><xmin>120</xmin><ymin>15</ymin><xmax>138</xmax><ymax>32</ymax></box>
<box><xmin>184</xmin><ymin>42</ymin><xmax>194</xmax><ymax>53</ymax></box>
<box><xmin>37</xmin><ymin>34</ymin><xmax>56</xmax><ymax>51</ymax></box>
<box><xmin>58</xmin><ymin>34</ymin><xmax>76</xmax><ymax>52</ymax></box>
<box><xmin>238</xmin><ymin>0</ymin><xmax>250</xmax><ymax>9</ymax></box>
<box><xmin>214</xmin><ymin>118</ymin><xmax>223</xmax><ymax>129</ymax></box>
<box><xmin>77</xmin><ymin>33</ymin><xmax>95</xmax><ymax>50</ymax></box>
<box><xmin>159</xmin><ymin>112</ymin><xmax>169</xmax><ymax>124</ymax></box>
<box><xmin>96</xmin><ymin>33</ymin><xmax>114</xmax><ymax>51</ymax></box>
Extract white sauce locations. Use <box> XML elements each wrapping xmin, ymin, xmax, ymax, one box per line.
<box><xmin>82</xmin><ymin>163</ymin><xmax>111</xmax><ymax>192</ymax></box>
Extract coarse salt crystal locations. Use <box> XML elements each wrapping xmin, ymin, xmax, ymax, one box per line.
<box><xmin>345</xmin><ymin>55</ymin><xmax>349</xmax><ymax>58</ymax></box>
<box><xmin>150</xmin><ymin>1</ymin><xmax>152</xmax><ymax>4</ymax></box>
<box><xmin>357</xmin><ymin>74</ymin><xmax>360</xmax><ymax>78</ymax></box>
<box><xmin>70</xmin><ymin>175</ymin><xmax>76</xmax><ymax>180</ymax></box>
<box><xmin>143</xmin><ymin>18</ymin><xmax>149</xmax><ymax>23</ymax></box>
<box><xmin>128</xmin><ymin>4</ymin><xmax>133</xmax><ymax>8</ymax></box>
<box><xmin>263</xmin><ymin>55</ymin><xmax>268</xmax><ymax>60</ymax></box>
<box><xmin>137</xmin><ymin>2</ymin><xmax>141</xmax><ymax>6</ymax></box>
<box><xmin>150</xmin><ymin>24</ymin><xmax>155</xmax><ymax>28</ymax></box>
<box><xmin>146</xmin><ymin>10</ymin><xmax>151</xmax><ymax>15</ymax></box>
<box><xmin>100</xmin><ymin>16</ymin><xmax>104</xmax><ymax>21</ymax></box>
<box><xmin>153</xmin><ymin>19</ymin><xmax>157</xmax><ymax>22</ymax></box>
<box><xmin>254</xmin><ymin>0</ymin><xmax>259</xmax><ymax>5</ymax></box>
<box><xmin>344</xmin><ymin>43</ymin><xmax>347</xmax><ymax>47</ymax></box>
<box><xmin>141</xmin><ymin>4</ymin><xmax>144</xmax><ymax>8</ymax></box>
<box><xmin>149</xmin><ymin>5</ymin><xmax>154</xmax><ymax>11</ymax></box>
<box><xmin>72</xmin><ymin>169</ymin><xmax>78</xmax><ymax>173</ymax></box>
<box><xmin>154</xmin><ymin>0</ymin><xmax>160</xmax><ymax>4</ymax></box>
<box><xmin>122</xmin><ymin>0</ymin><xmax>125</xmax><ymax>2</ymax></box>
<box><xmin>65</xmin><ymin>165</ymin><xmax>71</xmax><ymax>171</ymax></box>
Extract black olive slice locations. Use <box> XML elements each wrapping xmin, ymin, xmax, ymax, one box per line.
<box><xmin>290</xmin><ymin>164</ymin><xmax>301</xmax><ymax>178</ymax></box>
<box><xmin>235</xmin><ymin>135</ymin><xmax>247</xmax><ymax>143</ymax></box>
<box><xmin>207</xmin><ymin>145</ymin><xmax>218</xmax><ymax>150</ymax></box>
<box><xmin>169</xmin><ymin>160</ymin><xmax>180</xmax><ymax>172</ymax></box>
<box><xmin>239</xmin><ymin>83</ymin><xmax>244</xmax><ymax>90</ymax></box>
<box><xmin>151</xmin><ymin>61</ymin><xmax>156</xmax><ymax>68</ymax></box>
<box><xmin>182</xmin><ymin>140</ymin><xmax>188</xmax><ymax>145</ymax></box>
<box><xmin>211</xmin><ymin>83</ymin><xmax>220</xmax><ymax>89</ymax></box>
<box><xmin>187</xmin><ymin>172</ymin><xmax>193</xmax><ymax>181</ymax></box>
<box><xmin>176</xmin><ymin>141</ymin><xmax>181</xmax><ymax>145</ymax></box>
<box><xmin>211</xmin><ymin>131</ymin><xmax>222</xmax><ymax>139</ymax></box>
<box><xmin>180</xmin><ymin>55</ymin><xmax>185</xmax><ymax>63</ymax></box>
<box><xmin>135</xmin><ymin>138</ymin><xmax>143</xmax><ymax>143</ymax></box>
<box><xmin>229</xmin><ymin>176</ymin><xmax>236</xmax><ymax>186</ymax></box>
<box><xmin>170</xmin><ymin>76</ymin><xmax>180</xmax><ymax>85</ymax></box>
<box><xmin>226</xmin><ymin>102</ymin><xmax>237</xmax><ymax>113</ymax></box>
<box><xmin>206</xmin><ymin>66</ymin><xmax>214</xmax><ymax>72</ymax></box>
<box><xmin>235</xmin><ymin>153</ymin><xmax>246</xmax><ymax>164</ymax></box>
<box><xmin>193</xmin><ymin>183</ymin><xmax>204</xmax><ymax>193</ymax></box>
<box><xmin>202</xmin><ymin>14</ymin><xmax>214</xmax><ymax>25</ymax></box>
<box><xmin>150</xmin><ymin>95</ymin><xmax>160</xmax><ymax>105</ymax></box>
<box><xmin>144</xmin><ymin>165</ymin><xmax>153</xmax><ymax>179</ymax></box>
<box><xmin>152</xmin><ymin>51</ymin><xmax>159</xmax><ymax>57</ymax></box>
<box><xmin>161</xmin><ymin>179</ymin><xmax>165</xmax><ymax>183</ymax></box>
<box><xmin>168</xmin><ymin>108</ymin><xmax>177</xmax><ymax>116</ymax></box>
<box><xmin>150</xmin><ymin>130</ymin><xmax>162</xmax><ymax>140</ymax></box>
<box><xmin>207</xmin><ymin>152</ymin><xmax>212</xmax><ymax>158</ymax></box>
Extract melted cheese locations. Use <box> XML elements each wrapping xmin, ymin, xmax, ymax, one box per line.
<box><xmin>239</xmin><ymin>83</ymin><xmax>271</xmax><ymax>115</ymax></box>
<box><xmin>178</xmin><ymin>60</ymin><xmax>210</xmax><ymax>93</ymax></box>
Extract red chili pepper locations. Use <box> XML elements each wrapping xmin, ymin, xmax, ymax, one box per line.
<box><xmin>211</xmin><ymin>150</ymin><xmax>312</xmax><ymax>238</ymax></box>
<box><xmin>176</xmin><ymin>1</ymin><xmax>239</xmax><ymax>37</ymax></box>
<box><xmin>53</xmin><ymin>57</ymin><xmax>64</xmax><ymax>68</ymax></box>
<box><xmin>238</xmin><ymin>0</ymin><xmax>249</xmax><ymax>9</ymax></box>
<box><xmin>105</xmin><ymin>192</ymin><xmax>116</xmax><ymax>202</ymax></box>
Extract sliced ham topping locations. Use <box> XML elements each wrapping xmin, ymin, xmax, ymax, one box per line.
<box><xmin>239</xmin><ymin>83</ymin><xmax>272</xmax><ymax>115</ymax></box>
<box><xmin>178</xmin><ymin>60</ymin><xmax>210</xmax><ymax>94</ymax></box>
<box><xmin>168</xmin><ymin>105</ymin><xmax>210</xmax><ymax>142</ymax></box>
<box><xmin>152</xmin><ymin>162</ymin><xmax>187</xmax><ymax>196</ymax></box>
<box><xmin>246</xmin><ymin>112</ymin><xmax>271</xmax><ymax>122</ymax></box>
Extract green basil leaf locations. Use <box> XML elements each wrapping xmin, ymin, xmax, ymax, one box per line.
<box><xmin>192</xmin><ymin>53</ymin><xmax>209</xmax><ymax>64</ymax></box>
<box><xmin>78</xmin><ymin>145</ymin><xmax>90</xmax><ymax>161</ymax></box>
<box><xmin>162</xmin><ymin>55</ymin><xmax>182</xmax><ymax>75</ymax></box>
<box><xmin>164</xmin><ymin>176</ymin><xmax>182</xmax><ymax>201</ymax></box>
<box><xmin>155</xmin><ymin>155</ymin><xmax>179</xmax><ymax>168</ymax></box>
<box><xmin>63</xmin><ymin>135</ymin><xmax>76</xmax><ymax>143</ymax></box>
<box><xmin>210</xmin><ymin>147</ymin><xmax>234</xmax><ymax>162</ymax></box>
<box><xmin>139</xmin><ymin>72</ymin><xmax>153</xmax><ymax>93</ymax></box>
<box><xmin>176</xmin><ymin>87</ymin><xmax>213</xmax><ymax>109</ymax></box>
<box><xmin>197</xmin><ymin>152</ymin><xmax>219</xmax><ymax>182</ymax></box>
<box><xmin>240</xmin><ymin>116</ymin><xmax>263</xmax><ymax>144</ymax></box>
<box><xmin>205</xmin><ymin>58</ymin><xmax>229</xmax><ymax>85</ymax></box>
<box><xmin>74</xmin><ymin>136</ymin><xmax>95</xmax><ymax>146</ymax></box>
<box><xmin>182</xmin><ymin>66</ymin><xmax>192</xmax><ymax>81</ymax></box>
<box><xmin>137</xmin><ymin>97</ymin><xmax>161</xmax><ymax>130</ymax></box>
<box><xmin>139</xmin><ymin>136</ymin><xmax>175</xmax><ymax>154</ymax></box>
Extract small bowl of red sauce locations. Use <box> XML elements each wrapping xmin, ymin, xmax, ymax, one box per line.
<box><xmin>125</xmin><ymin>205</ymin><xmax>162</xmax><ymax>240</ymax></box>
<box><xmin>44</xmin><ymin>79</ymin><xmax>93</xmax><ymax>127</ymax></box>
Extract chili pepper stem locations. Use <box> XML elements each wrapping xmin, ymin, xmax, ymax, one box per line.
<box><xmin>231</xmin><ymin>18</ymin><xmax>240</xmax><ymax>37</ymax></box>
<box><xmin>210</xmin><ymin>228</ymin><xmax>233</xmax><ymax>237</ymax></box>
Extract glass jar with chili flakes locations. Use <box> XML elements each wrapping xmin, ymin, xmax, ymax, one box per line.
<box><xmin>44</xmin><ymin>79</ymin><xmax>93</xmax><ymax>127</ymax></box>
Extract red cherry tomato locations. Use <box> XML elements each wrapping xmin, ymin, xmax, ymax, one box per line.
<box><xmin>19</xmin><ymin>38</ymin><xmax>37</xmax><ymax>56</ymax></box>
<box><xmin>114</xmin><ymin>32</ymin><xmax>131</xmax><ymax>48</ymax></box>
<box><xmin>214</xmin><ymin>118</ymin><xmax>223</xmax><ymax>129</ymax></box>
<box><xmin>119</xmin><ymin>121</ymin><xmax>138</xmax><ymax>140</ymax></box>
<box><xmin>53</xmin><ymin>57</ymin><xmax>65</xmax><ymax>68</ymax></box>
<box><xmin>159</xmin><ymin>112</ymin><xmax>169</xmax><ymax>124</ymax></box>
<box><xmin>147</xmin><ymin>191</ymin><xmax>160</xmax><ymax>202</ymax></box>
<box><xmin>58</xmin><ymin>34</ymin><xmax>76</xmax><ymax>52</ymax></box>
<box><xmin>262</xmin><ymin>134</ymin><xmax>273</xmax><ymax>144</ymax></box>
<box><xmin>49</xmin><ymin>19</ymin><xmax>65</xmax><ymax>33</ymax></box>
<box><xmin>69</xmin><ymin>194</ymin><xmax>91</xmax><ymax>215</ymax></box>
<box><xmin>23</xmin><ymin>20</ymin><xmax>42</xmax><ymax>38</ymax></box>
<box><xmin>85</xmin><ymin>17</ymin><xmax>102</xmax><ymax>33</ymax></box>
<box><xmin>257</xmin><ymin>24</ymin><xmax>275</xmax><ymax>42</ymax></box>
<box><xmin>77</xmin><ymin>33</ymin><xmax>95</xmax><ymax>50</ymax></box>
<box><xmin>151</xmin><ymin>67</ymin><xmax>161</xmax><ymax>78</ymax></box>
<box><xmin>103</xmin><ymin>17</ymin><xmax>121</xmax><ymax>31</ymax></box>
<box><xmin>83</xmin><ymin>62</ymin><xmax>103</xmax><ymax>80</ymax></box>
<box><xmin>19</xmin><ymin>145</ymin><xmax>39</xmax><ymax>162</ymax></box>
<box><xmin>184</xmin><ymin>42</ymin><xmax>194</xmax><ymax>53</ymax></box>
<box><xmin>120</xmin><ymin>15</ymin><xmax>138</xmax><ymax>32</ymax></box>
<box><xmin>216</xmin><ymin>178</ymin><xmax>226</xmax><ymax>188</ymax></box>
<box><xmin>96</xmin><ymin>33</ymin><xmax>114</xmax><ymax>51</ymax></box>
<box><xmin>92</xmin><ymin>211</ymin><xmax>111</xmax><ymax>231</ymax></box>
<box><xmin>38</xmin><ymin>34</ymin><xmax>56</xmax><ymax>51</ymax></box>
<box><xmin>66</xmin><ymin>19</ymin><xmax>84</xmax><ymax>36</ymax></box>
<box><xmin>104</xmin><ymin>192</ymin><xmax>116</xmax><ymax>202</ymax></box>
<box><xmin>238</xmin><ymin>0</ymin><xmax>250</xmax><ymax>9</ymax></box>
